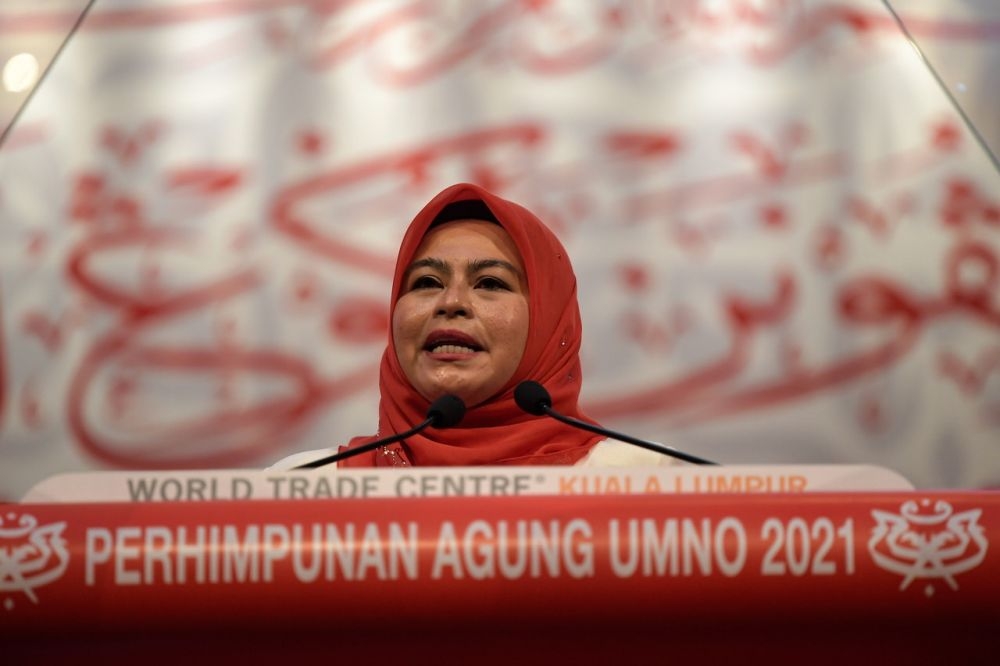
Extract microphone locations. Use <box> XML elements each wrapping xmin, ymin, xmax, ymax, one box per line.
<box><xmin>514</xmin><ymin>381</ymin><xmax>717</xmax><ymax>465</ymax></box>
<box><xmin>293</xmin><ymin>394</ymin><xmax>466</xmax><ymax>469</ymax></box>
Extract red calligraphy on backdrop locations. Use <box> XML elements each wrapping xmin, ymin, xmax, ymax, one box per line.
<box><xmin>0</xmin><ymin>0</ymin><xmax>996</xmax><ymax>479</ymax></box>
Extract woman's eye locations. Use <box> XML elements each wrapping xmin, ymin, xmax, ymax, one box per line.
<box><xmin>410</xmin><ymin>275</ymin><xmax>442</xmax><ymax>290</ymax></box>
<box><xmin>477</xmin><ymin>276</ymin><xmax>509</xmax><ymax>291</ymax></box>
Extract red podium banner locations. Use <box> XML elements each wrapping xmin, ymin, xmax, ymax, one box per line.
<box><xmin>3</xmin><ymin>493</ymin><xmax>997</xmax><ymax>623</ymax></box>
<box><xmin>3</xmin><ymin>479</ymin><xmax>998</xmax><ymax>660</ymax></box>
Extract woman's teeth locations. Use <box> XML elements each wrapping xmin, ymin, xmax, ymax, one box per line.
<box><xmin>430</xmin><ymin>344</ymin><xmax>477</xmax><ymax>354</ymax></box>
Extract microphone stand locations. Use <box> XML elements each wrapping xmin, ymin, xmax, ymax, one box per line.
<box><xmin>291</xmin><ymin>417</ymin><xmax>434</xmax><ymax>469</ymax></box>
<box><xmin>539</xmin><ymin>405</ymin><xmax>718</xmax><ymax>466</ymax></box>
<box><xmin>293</xmin><ymin>394</ymin><xmax>466</xmax><ymax>469</ymax></box>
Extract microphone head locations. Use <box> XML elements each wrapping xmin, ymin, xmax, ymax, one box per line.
<box><xmin>514</xmin><ymin>381</ymin><xmax>551</xmax><ymax>416</ymax></box>
<box><xmin>427</xmin><ymin>394</ymin><xmax>466</xmax><ymax>428</ymax></box>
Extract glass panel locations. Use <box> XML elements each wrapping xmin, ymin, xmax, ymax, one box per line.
<box><xmin>0</xmin><ymin>1</ymin><xmax>93</xmax><ymax>146</ymax></box>
<box><xmin>1</xmin><ymin>0</ymin><xmax>998</xmax><ymax>497</ymax></box>
<box><xmin>887</xmin><ymin>0</ymin><xmax>1000</xmax><ymax>169</ymax></box>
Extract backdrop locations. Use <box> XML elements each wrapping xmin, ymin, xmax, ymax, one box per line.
<box><xmin>1</xmin><ymin>0</ymin><xmax>998</xmax><ymax>499</ymax></box>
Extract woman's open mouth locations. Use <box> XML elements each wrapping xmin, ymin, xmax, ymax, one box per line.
<box><xmin>423</xmin><ymin>330</ymin><xmax>483</xmax><ymax>355</ymax></box>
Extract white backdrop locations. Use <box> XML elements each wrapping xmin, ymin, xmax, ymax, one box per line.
<box><xmin>1</xmin><ymin>0</ymin><xmax>998</xmax><ymax>499</ymax></box>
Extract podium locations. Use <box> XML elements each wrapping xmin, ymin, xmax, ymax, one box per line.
<box><xmin>3</xmin><ymin>466</ymin><xmax>997</xmax><ymax>660</ymax></box>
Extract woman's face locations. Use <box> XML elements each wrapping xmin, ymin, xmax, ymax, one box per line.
<box><xmin>393</xmin><ymin>220</ymin><xmax>530</xmax><ymax>408</ymax></box>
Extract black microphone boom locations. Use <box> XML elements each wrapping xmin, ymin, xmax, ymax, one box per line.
<box><xmin>293</xmin><ymin>394</ymin><xmax>465</xmax><ymax>469</ymax></box>
<box><xmin>514</xmin><ymin>381</ymin><xmax>717</xmax><ymax>465</ymax></box>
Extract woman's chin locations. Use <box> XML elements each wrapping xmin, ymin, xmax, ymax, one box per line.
<box><xmin>419</xmin><ymin>385</ymin><xmax>489</xmax><ymax>409</ymax></box>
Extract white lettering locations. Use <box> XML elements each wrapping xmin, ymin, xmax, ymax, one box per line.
<box><xmin>293</xmin><ymin>524</ymin><xmax>323</xmax><ymax>582</ymax></box>
<box><xmin>224</xmin><ymin>525</ymin><xmax>259</xmax><ymax>582</ymax></box>
<box><xmin>176</xmin><ymin>526</ymin><xmax>207</xmax><ymax>583</ymax></box>
<box><xmin>613</xmin><ymin>518</ymin><xmax>747</xmax><ymax>578</ymax></box>
<box><xmin>356</xmin><ymin>523</ymin><xmax>387</xmax><ymax>580</ymax></box>
<box><xmin>464</xmin><ymin>520</ymin><xmax>494</xmax><ymax>579</ymax></box>
<box><xmin>431</xmin><ymin>521</ymin><xmax>463</xmax><ymax>579</ymax></box>
<box><xmin>715</xmin><ymin>517</ymin><xmax>747</xmax><ymax>576</ymax></box>
<box><xmin>643</xmin><ymin>519</ymin><xmax>679</xmax><ymax>576</ymax></box>
<box><xmin>563</xmin><ymin>519</ymin><xmax>594</xmax><ymax>578</ymax></box>
<box><xmin>609</xmin><ymin>519</ymin><xmax>639</xmax><ymax>577</ymax></box>
<box><xmin>387</xmin><ymin>523</ymin><xmax>419</xmax><ymax>580</ymax></box>
<box><xmin>85</xmin><ymin>528</ymin><xmax>113</xmax><ymax>585</ymax></box>
<box><xmin>262</xmin><ymin>525</ymin><xmax>290</xmax><ymax>582</ymax></box>
<box><xmin>115</xmin><ymin>527</ymin><xmax>141</xmax><ymax>584</ymax></box>
<box><xmin>80</xmin><ymin>521</ymin><xmax>423</xmax><ymax>586</ymax></box>
<box><xmin>144</xmin><ymin>526</ymin><xmax>173</xmax><ymax>584</ymax></box>
<box><xmin>682</xmin><ymin>519</ymin><xmax>712</xmax><ymax>575</ymax></box>
<box><xmin>496</xmin><ymin>520</ymin><xmax>528</xmax><ymax>578</ymax></box>
<box><xmin>432</xmin><ymin>519</ymin><xmax>593</xmax><ymax>580</ymax></box>
<box><xmin>529</xmin><ymin>521</ymin><xmax>560</xmax><ymax>577</ymax></box>
<box><xmin>324</xmin><ymin>524</ymin><xmax>356</xmax><ymax>580</ymax></box>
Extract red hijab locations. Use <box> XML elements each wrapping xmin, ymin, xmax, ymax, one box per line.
<box><xmin>340</xmin><ymin>183</ymin><xmax>602</xmax><ymax>466</ymax></box>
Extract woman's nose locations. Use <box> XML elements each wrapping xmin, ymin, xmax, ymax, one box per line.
<box><xmin>436</xmin><ymin>284</ymin><xmax>470</xmax><ymax>317</ymax></box>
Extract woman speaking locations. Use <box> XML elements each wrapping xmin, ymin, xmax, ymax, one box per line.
<box><xmin>273</xmin><ymin>183</ymin><xmax>680</xmax><ymax>468</ymax></box>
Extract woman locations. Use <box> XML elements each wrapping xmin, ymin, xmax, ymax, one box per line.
<box><xmin>273</xmin><ymin>182</ymin><xmax>675</xmax><ymax>468</ymax></box>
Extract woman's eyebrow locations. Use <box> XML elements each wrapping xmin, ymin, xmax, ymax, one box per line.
<box><xmin>403</xmin><ymin>257</ymin><xmax>523</xmax><ymax>285</ymax></box>
<box><xmin>404</xmin><ymin>257</ymin><xmax>450</xmax><ymax>278</ymax></box>
<box><xmin>468</xmin><ymin>258</ymin><xmax>521</xmax><ymax>278</ymax></box>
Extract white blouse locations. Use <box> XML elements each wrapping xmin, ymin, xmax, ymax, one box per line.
<box><xmin>269</xmin><ymin>438</ymin><xmax>681</xmax><ymax>470</ymax></box>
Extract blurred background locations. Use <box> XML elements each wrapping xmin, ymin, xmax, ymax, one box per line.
<box><xmin>0</xmin><ymin>0</ymin><xmax>997</xmax><ymax>499</ymax></box>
